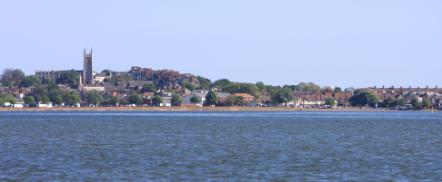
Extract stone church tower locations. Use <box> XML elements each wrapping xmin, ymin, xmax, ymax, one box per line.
<box><xmin>83</xmin><ymin>49</ymin><xmax>93</xmax><ymax>85</ymax></box>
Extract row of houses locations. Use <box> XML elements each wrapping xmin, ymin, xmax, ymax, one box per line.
<box><xmin>2</xmin><ymin>82</ymin><xmax>442</xmax><ymax>108</ymax></box>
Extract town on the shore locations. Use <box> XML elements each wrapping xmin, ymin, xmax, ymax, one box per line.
<box><xmin>0</xmin><ymin>49</ymin><xmax>441</xmax><ymax>110</ymax></box>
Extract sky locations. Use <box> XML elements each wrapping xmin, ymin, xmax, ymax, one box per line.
<box><xmin>1</xmin><ymin>0</ymin><xmax>441</xmax><ymax>88</ymax></box>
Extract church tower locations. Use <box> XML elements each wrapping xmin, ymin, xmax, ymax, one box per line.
<box><xmin>83</xmin><ymin>49</ymin><xmax>93</xmax><ymax>85</ymax></box>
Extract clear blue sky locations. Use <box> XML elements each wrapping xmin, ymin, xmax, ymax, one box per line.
<box><xmin>1</xmin><ymin>0</ymin><xmax>441</xmax><ymax>88</ymax></box>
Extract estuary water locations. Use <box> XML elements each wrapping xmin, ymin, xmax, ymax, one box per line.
<box><xmin>0</xmin><ymin>111</ymin><xmax>441</xmax><ymax>181</ymax></box>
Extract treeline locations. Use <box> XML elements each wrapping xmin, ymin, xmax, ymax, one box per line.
<box><xmin>0</xmin><ymin>68</ymin><xmax>440</xmax><ymax>109</ymax></box>
<box><xmin>348</xmin><ymin>89</ymin><xmax>433</xmax><ymax>110</ymax></box>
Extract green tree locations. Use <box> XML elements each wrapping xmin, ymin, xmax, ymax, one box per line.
<box><xmin>32</xmin><ymin>86</ymin><xmax>49</xmax><ymax>103</ymax></box>
<box><xmin>271</xmin><ymin>88</ymin><xmax>293</xmax><ymax>105</ymax></box>
<box><xmin>86</xmin><ymin>90</ymin><xmax>103</xmax><ymax>106</ymax></box>
<box><xmin>20</xmin><ymin>75</ymin><xmax>41</xmax><ymax>87</ymax></box>
<box><xmin>324</xmin><ymin>98</ymin><xmax>336</xmax><ymax>106</ymax></box>
<box><xmin>334</xmin><ymin>87</ymin><xmax>342</xmax><ymax>93</ymax></box>
<box><xmin>183</xmin><ymin>82</ymin><xmax>195</xmax><ymax>91</ymax></box>
<box><xmin>349</xmin><ymin>90</ymin><xmax>379</xmax><ymax>107</ymax></box>
<box><xmin>1</xmin><ymin>69</ymin><xmax>25</xmax><ymax>88</ymax></box>
<box><xmin>383</xmin><ymin>96</ymin><xmax>397</xmax><ymax>108</ymax></box>
<box><xmin>395</xmin><ymin>98</ymin><xmax>406</xmax><ymax>107</ymax></box>
<box><xmin>110</xmin><ymin>96</ymin><xmax>120</xmax><ymax>106</ymax></box>
<box><xmin>141</xmin><ymin>83</ymin><xmax>156</xmax><ymax>93</ymax></box>
<box><xmin>296</xmin><ymin>82</ymin><xmax>321</xmax><ymax>93</ymax></box>
<box><xmin>197</xmin><ymin>76</ymin><xmax>211</xmax><ymax>90</ymax></box>
<box><xmin>422</xmin><ymin>97</ymin><xmax>431</xmax><ymax>109</ymax></box>
<box><xmin>205</xmin><ymin>91</ymin><xmax>218</xmax><ymax>106</ymax></box>
<box><xmin>171</xmin><ymin>94</ymin><xmax>182</xmax><ymax>106</ymax></box>
<box><xmin>190</xmin><ymin>96</ymin><xmax>202</xmax><ymax>104</ymax></box>
<box><xmin>23</xmin><ymin>96</ymin><xmax>35</xmax><ymax>104</ymax></box>
<box><xmin>0</xmin><ymin>94</ymin><xmax>17</xmax><ymax>105</ymax></box>
<box><xmin>101</xmin><ymin>69</ymin><xmax>112</xmax><ymax>77</ymax></box>
<box><xmin>212</xmin><ymin>79</ymin><xmax>231</xmax><ymax>89</ymax></box>
<box><xmin>48</xmin><ymin>90</ymin><xmax>63</xmax><ymax>105</ymax></box>
<box><xmin>410</xmin><ymin>96</ymin><xmax>421</xmax><ymax>109</ymax></box>
<box><xmin>128</xmin><ymin>93</ymin><xmax>143</xmax><ymax>106</ymax></box>
<box><xmin>47</xmin><ymin>82</ymin><xmax>59</xmax><ymax>92</ymax></box>
<box><xmin>57</xmin><ymin>71</ymin><xmax>80</xmax><ymax>89</ymax></box>
<box><xmin>152</xmin><ymin>95</ymin><xmax>163</xmax><ymax>106</ymax></box>
<box><xmin>224</xmin><ymin>83</ymin><xmax>259</xmax><ymax>97</ymax></box>
<box><xmin>256</xmin><ymin>82</ymin><xmax>266</xmax><ymax>92</ymax></box>
<box><xmin>64</xmin><ymin>91</ymin><xmax>81</xmax><ymax>105</ymax></box>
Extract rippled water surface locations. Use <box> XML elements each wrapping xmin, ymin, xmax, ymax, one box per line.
<box><xmin>1</xmin><ymin>111</ymin><xmax>442</xmax><ymax>181</ymax></box>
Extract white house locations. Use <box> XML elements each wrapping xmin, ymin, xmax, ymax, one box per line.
<box><xmin>13</xmin><ymin>102</ymin><xmax>25</xmax><ymax>108</ymax></box>
<box><xmin>160</xmin><ymin>96</ymin><xmax>172</xmax><ymax>107</ymax></box>
<box><xmin>182</xmin><ymin>90</ymin><xmax>208</xmax><ymax>106</ymax></box>
<box><xmin>37</xmin><ymin>102</ymin><xmax>53</xmax><ymax>108</ymax></box>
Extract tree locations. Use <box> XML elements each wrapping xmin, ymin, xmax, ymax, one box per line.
<box><xmin>205</xmin><ymin>91</ymin><xmax>218</xmax><ymax>106</ymax></box>
<box><xmin>224</xmin><ymin>83</ymin><xmax>259</xmax><ymax>97</ymax></box>
<box><xmin>128</xmin><ymin>93</ymin><xmax>143</xmax><ymax>106</ymax></box>
<box><xmin>57</xmin><ymin>71</ymin><xmax>80</xmax><ymax>89</ymax></box>
<box><xmin>101</xmin><ymin>69</ymin><xmax>112</xmax><ymax>77</ymax></box>
<box><xmin>197</xmin><ymin>76</ymin><xmax>211</xmax><ymax>89</ymax></box>
<box><xmin>383</xmin><ymin>96</ymin><xmax>396</xmax><ymax>108</ymax></box>
<box><xmin>411</xmin><ymin>96</ymin><xmax>421</xmax><ymax>110</ymax></box>
<box><xmin>48</xmin><ymin>90</ymin><xmax>63</xmax><ymax>105</ymax></box>
<box><xmin>349</xmin><ymin>90</ymin><xmax>379</xmax><ymax>107</ymax></box>
<box><xmin>32</xmin><ymin>86</ymin><xmax>49</xmax><ymax>103</ymax></box>
<box><xmin>324</xmin><ymin>98</ymin><xmax>336</xmax><ymax>106</ymax></box>
<box><xmin>183</xmin><ymin>82</ymin><xmax>195</xmax><ymax>91</ymax></box>
<box><xmin>20</xmin><ymin>75</ymin><xmax>41</xmax><ymax>88</ymax></box>
<box><xmin>0</xmin><ymin>94</ymin><xmax>16</xmax><ymax>105</ymax></box>
<box><xmin>422</xmin><ymin>97</ymin><xmax>431</xmax><ymax>109</ymax></box>
<box><xmin>256</xmin><ymin>82</ymin><xmax>266</xmax><ymax>92</ymax></box>
<box><xmin>86</xmin><ymin>91</ymin><xmax>103</xmax><ymax>106</ymax></box>
<box><xmin>23</xmin><ymin>96</ymin><xmax>35</xmax><ymax>105</ymax></box>
<box><xmin>141</xmin><ymin>83</ymin><xmax>156</xmax><ymax>93</ymax></box>
<box><xmin>190</xmin><ymin>96</ymin><xmax>201</xmax><ymax>104</ymax></box>
<box><xmin>110</xmin><ymin>96</ymin><xmax>120</xmax><ymax>106</ymax></box>
<box><xmin>47</xmin><ymin>82</ymin><xmax>60</xmax><ymax>92</ymax></box>
<box><xmin>64</xmin><ymin>91</ymin><xmax>81</xmax><ymax>105</ymax></box>
<box><xmin>296</xmin><ymin>82</ymin><xmax>321</xmax><ymax>93</ymax></box>
<box><xmin>212</xmin><ymin>79</ymin><xmax>231</xmax><ymax>89</ymax></box>
<box><xmin>171</xmin><ymin>94</ymin><xmax>182</xmax><ymax>106</ymax></box>
<box><xmin>395</xmin><ymin>98</ymin><xmax>406</xmax><ymax>107</ymax></box>
<box><xmin>152</xmin><ymin>96</ymin><xmax>163</xmax><ymax>106</ymax></box>
<box><xmin>334</xmin><ymin>87</ymin><xmax>342</xmax><ymax>93</ymax></box>
<box><xmin>1</xmin><ymin>69</ymin><xmax>25</xmax><ymax>88</ymax></box>
<box><xmin>322</xmin><ymin>87</ymin><xmax>334</xmax><ymax>93</ymax></box>
<box><xmin>271</xmin><ymin>88</ymin><xmax>293</xmax><ymax>105</ymax></box>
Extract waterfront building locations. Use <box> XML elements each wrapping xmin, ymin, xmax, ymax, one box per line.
<box><xmin>215</xmin><ymin>92</ymin><xmax>231</xmax><ymax>103</ymax></box>
<box><xmin>182</xmin><ymin>90</ymin><xmax>208</xmax><ymax>106</ymax></box>
<box><xmin>233</xmin><ymin>93</ymin><xmax>255</xmax><ymax>103</ymax></box>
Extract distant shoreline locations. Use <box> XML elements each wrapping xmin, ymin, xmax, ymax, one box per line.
<box><xmin>0</xmin><ymin>107</ymin><xmax>438</xmax><ymax>112</ymax></box>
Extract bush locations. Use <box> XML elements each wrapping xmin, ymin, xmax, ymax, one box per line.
<box><xmin>128</xmin><ymin>93</ymin><xmax>143</xmax><ymax>106</ymax></box>
<box><xmin>171</xmin><ymin>95</ymin><xmax>182</xmax><ymax>106</ymax></box>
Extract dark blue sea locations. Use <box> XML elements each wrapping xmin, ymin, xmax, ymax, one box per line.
<box><xmin>0</xmin><ymin>111</ymin><xmax>441</xmax><ymax>181</ymax></box>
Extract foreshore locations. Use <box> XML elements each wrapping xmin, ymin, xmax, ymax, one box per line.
<box><xmin>0</xmin><ymin>106</ymin><xmax>437</xmax><ymax>112</ymax></box>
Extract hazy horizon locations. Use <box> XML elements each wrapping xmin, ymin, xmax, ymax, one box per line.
<box><xmin>1</xmin><ymin>0</ymin><xmax>441</xmax><ymax>88</ymax></box>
